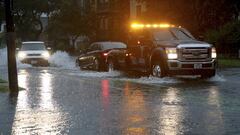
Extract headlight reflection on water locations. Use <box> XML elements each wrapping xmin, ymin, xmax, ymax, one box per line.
<box><xmin>157</xmin><ymin>87</ymin><xmax>184</xmax><ymax>135</ymax></box>
<box><xmin>12</xmin><ymin>70</ymin><xmax>68</xmax><ymax>134</ymax></box>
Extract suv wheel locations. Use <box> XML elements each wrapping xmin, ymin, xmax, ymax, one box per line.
<box><xmin>152</xmin><ymin>61</ymin><xmax>166</xmax><ymax>78</ymax></box>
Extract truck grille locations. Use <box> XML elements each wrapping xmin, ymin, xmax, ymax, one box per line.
<box><xmin>178</xmin><ymin>47</ymin><xmax>211</xmax><ymax>61</ymax></box>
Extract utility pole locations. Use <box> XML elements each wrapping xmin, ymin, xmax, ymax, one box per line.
<box><xmin>4</xmin><ymin>0</ymin><xmax>19</xmax><ymax>95</ymax></box>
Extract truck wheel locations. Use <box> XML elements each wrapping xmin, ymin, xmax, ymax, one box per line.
<box><xmin>107</xmin><ymin>59</ymin><xmax>115</xmax><ymax>72</ymax></box>
<box><xmin>152</xmin><ymin>61</ymin><xmax>166</xmax><ymax>78</ymax></box>
<box><xmin>94</xmin><ymin>59</ymin><xmax>100</xmax><ymax>71</ymax></box>
<box><xmin>201</xmin><ymin>70</ymin><xmax>216</xmax><ymax>79</ymax></box>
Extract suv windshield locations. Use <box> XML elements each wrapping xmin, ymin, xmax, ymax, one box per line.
<box><xmin>101</xmin><ymin>43</ymin><xmax>126</xmax><ymax>50</ymax></box>
<box><xmin>21</xmin><ymin>43</ymin><xmax>46</xmax><ymax>51</ymax></box>
<box><xmin>153</xmin><ymin>28</ymin><xmax>194</xmax><ymax>41</ymax></box>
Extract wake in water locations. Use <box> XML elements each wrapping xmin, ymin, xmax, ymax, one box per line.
<box><xmin>68</xmin><ymin>70</ymin><xmax>123</xmax><ymax>78</ymax></box>
<box><xmin>119</xmin><ymin>74</ymin><xmax>225</xmax><ymax>85</ymax></box>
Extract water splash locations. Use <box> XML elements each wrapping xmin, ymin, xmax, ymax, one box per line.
<box><xmin>48</xmin><ymin>51</ymin><xmax>77</xmax><ymax>70</ymax></box>
<box><xmin>208</xmin><ymin>74</ymin><xmax>226</xmax><ymax>82</ymax></box>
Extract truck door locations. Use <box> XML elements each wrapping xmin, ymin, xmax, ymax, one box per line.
<box><xmin>127</xmin><ymin>31</ymin><xmax>152</xmax><ymax>71</ymax></box>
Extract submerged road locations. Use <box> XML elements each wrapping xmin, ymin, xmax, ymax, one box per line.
<box><xmin>0</xmin><ymin>66</ymin><xmax>240</xmax><ymax>135</ymax></box>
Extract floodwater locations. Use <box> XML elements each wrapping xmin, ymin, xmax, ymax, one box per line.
<box><xmin>0</xmin><ymin>66</ymin><xmax>240</xmax><ymax>135</ymax></box>
<box><xmin>1</xmin><ymin>48</ymin><xmax>240</xmax><ymax>134</ymax></box>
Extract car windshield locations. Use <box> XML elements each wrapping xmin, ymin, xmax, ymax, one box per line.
<box><xmin>101</xmin><ymin>43</ymin><xmax>126</xmax><ymax>50</ymax></box>
<box><xmin>153</xmin><ymin>28</ymin><xmax>194</xmax><ymax>41</ymax></box>
<box><xmin>21</xmin><ymin>43</ymin><xmax>46</xmax><ymax>50</ymax></box>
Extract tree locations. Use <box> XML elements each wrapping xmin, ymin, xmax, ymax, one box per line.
<box><xmin>139</xmin><ymin>0</ymin><xmax>238</xmax><ymax>35</ymax></box>
<box><xmin>0</xmin><ymin>1</ymin><xmax>4</xmax><ymax>23</ymax></box>
<box><xmin>47</xmin><ymin>0</ymin><xmax>97</xmax><ymax>52</ymax></box>
<box><xmin>13</xmin><ymin>0</ymin><xmax>49</xmax><ymax>40</ymax></box>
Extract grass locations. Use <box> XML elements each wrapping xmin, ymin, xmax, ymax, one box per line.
<box><xmin>0</xmin><ymin>78</ymin><xmax>25</xmax><ymax>92</ymax></box>
<box><xmin>0</xmin><ymin>85</ymin><xmax>9</xmax><ymax>92</ymax></box>
<box><xmin>0</xmin><ymin>79</ymin><xmax>9</xmax><ymax>92</ymax></box>
<box><xmin>0</xmin><ymin>79</ymin><xmax>7</xmax><ymax>83</ymax></box>
<box><xmin>218</xmin><ymin>58</ymin><xmax>240</xmax><ymax>68</ymax></box>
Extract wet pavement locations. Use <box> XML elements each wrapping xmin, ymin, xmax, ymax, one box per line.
<box><xmin>0</xmin><ymin>66</ymin><xmax>240</xmax><ymax>135</ymax></box>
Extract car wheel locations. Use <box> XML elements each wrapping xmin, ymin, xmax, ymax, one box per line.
<box><xmin>75</xmin><ymin>60</ymin><xmax>79</xmax><ymax>67</ymax></box>
<box><xmin>107</xmin><ymin>59</ymin><xmax>115</xmax><ymax>72</ymax></box>
<box><xmin>152</xmin><ymin>61</ymin><xmax>166</xmax><ymax>78</ymax></box>
<box><xmin>94</xmin><ymin>59</ymin><xmax>100</xmax><ymax>71</ymax></box>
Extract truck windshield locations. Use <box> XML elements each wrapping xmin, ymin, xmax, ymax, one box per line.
<box><xmin>171</xmin><ymin>28</ymin><xmax>194</xmax><ymax>40</ymax></box>
<box><xmin>21</xmin><ymin>43</ymin><xmax>46</xmax><ymax>50</ymax></box>
<box><xmin>102</xmin><ymin>43</ymin><xmax>126</xmax><ymax>50</ymax></box>
<box><xmin>153</xmin><ymin>29</ymin><xmax>176</xmax><ymax>41</ymax></box>
<box><xmin>153</xmin><ymin>28</ymin><xmax>194</xmax><ymax>41</ymax></box>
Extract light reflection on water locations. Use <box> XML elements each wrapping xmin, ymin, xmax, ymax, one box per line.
<box><xmin>121</xmin><ymin>82</ymin><xmax>148</xmax><ymax>135</ymax></box>
<box><xmin>206</xmin><ymin>86</ymin><xmax>224</xmax><ymax>134</ymax></box>
<box><xmin>157</xmin><ymin>88</ymin><xmax>184</xmax><ymax>135</ymax></box>
<box><xmin>12</xmin><ymin>70</ymin><xmax>67</xmax><ymax>135</ymax></box>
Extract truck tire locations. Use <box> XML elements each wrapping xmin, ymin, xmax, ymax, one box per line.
<box><xmin>151</xmin><ymin>61</ymin><xmax>167</xmax><ymax>78</ymax></box>
<box><xmin>201</xmin><ymin>70</ymin><xmax>216</xmax><ymax>79</ymax></box>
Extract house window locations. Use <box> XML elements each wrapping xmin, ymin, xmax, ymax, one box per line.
<box><xmin>100</xmin><ymin>18</ymin><xmax>109</xmax><ymax>30</ymax></box>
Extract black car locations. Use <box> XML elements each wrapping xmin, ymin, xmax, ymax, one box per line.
<box><xmin>76</xmin><ymin>42</ymin><xmax>127</xmax><ymax>71</ymax></box>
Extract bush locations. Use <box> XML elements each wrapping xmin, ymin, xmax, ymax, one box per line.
<box><xmin>205</xmin><ymin>21</ymin><xmax>240</xmax><ymax>57</ymax></box>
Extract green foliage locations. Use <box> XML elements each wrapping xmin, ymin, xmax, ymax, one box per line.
<box><xmin>0</xmin><ymin>2</ymin><xmax>4</xmax><ymax>22</ymax></box>
<box><xmin>13</xmin><ymin>0</ymin><xmax>49</xmax><ymax>40</ymax></box>
<box><xmin>46</xmin><ymin>0</ymin><xmax>97</xmax><ymax>52</ymax></box>
<box><xmin>205</xmin><ymin>21</ymin><xmax>240</xmax><ymax>56</ymax></box>
<box><xmin>140</xmin><ymin>0</ymin><xmax>239</xmax><ymax>35</ymax></box>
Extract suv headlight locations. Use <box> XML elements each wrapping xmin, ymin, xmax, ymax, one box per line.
<box><xmin>42</xmin><ymin>51</ymin><xmax>50</xmax><ymax>59</ymax></box>
<box><xmin>18</xmin><ymin>52</ymin><xmax>26</xmax><ymax>59</ymax></box>
<box><xmin>166</xmin><ymin>48</ymin><xmax>178</xmax><ymax>59</ymax></box>
<box><xmin>211</xmin><ymin>48</ymin><xmax>217</xmax><ymax>59</ymax></box>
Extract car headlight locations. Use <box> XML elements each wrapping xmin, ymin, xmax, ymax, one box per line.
<box><xmin>211</xmin><ymin>48</ymin><xmax>217</xmax><ymax>59</ymax></box>
<box><xmin>42</xmin><ymin>51</ymin><xmax>50</xmax><ymax>59</ymax></box>
<box><xmin>18</xmin><ymin>52</ymin><xmax>26</xmax><ymax>59</ymax></box>
<box><xmin>166</xmin><ymin>48</ymin><xmax>178</xmax><ymax>59</ymax></box>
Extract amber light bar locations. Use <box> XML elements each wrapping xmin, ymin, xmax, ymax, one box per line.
<box><xmin>131</xmin><ymin>23</ymin><xmax>175</xmax><ymax>29</ymax></box>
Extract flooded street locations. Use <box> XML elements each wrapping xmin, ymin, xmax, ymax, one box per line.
<box><xmin>0</xmin><ymin>66</ymin><xmax>240</xmax><ymax>135</ymax></box>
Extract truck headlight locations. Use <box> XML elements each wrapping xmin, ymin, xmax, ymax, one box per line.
<box><xmin>42</xmin><ymin>51</ymin><xmax>50</xmax><ymax>59</ymax></box>
<box><xmin>18</xmin><ymin>52</ymin><xmax>26</xmax><ymax>59</ymax></box>
<box><xmin>211</xmin><ymin>48</ymin><xmax>217</xmax><ymax>59</ymax></box>
<box><xmin>166</xmin><ymin>48</ymin><xmax>178</xmax><ymax>59</ymax></box>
